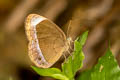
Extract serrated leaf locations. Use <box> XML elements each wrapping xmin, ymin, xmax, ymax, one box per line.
<box><xmin>77</xmin><ymin>48</ymin><xmax>120</xmax><ymax>80</ymax></box>
<box><xmin>62</xmin><ymin>31</ymin><xmax>88</xmax><ymax>80</ymax></box>
<box><xmin>31</xmin><ymin>66</ymin><xmax>68</xmax><ymax>80</ymax></box>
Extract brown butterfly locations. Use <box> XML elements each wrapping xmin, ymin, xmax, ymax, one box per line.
<box><xmin>25</xmin><ymin>14</ymin><xmax>73</xmax><ymax>68</ymax></box>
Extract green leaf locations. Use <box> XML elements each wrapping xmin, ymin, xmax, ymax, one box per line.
<box><xmin>31</xmin><ymin>66</ymin><xmax>68</xmax><ymax>80</ymax></box>
<box><xmin>77</xmin><ymin>48</ymin><xmax>120</xmax><ymax>80</ymax></box>
<box><xmin>77</xmin><ymin>31</ymin><xmax>88</xmax><ymax>46</ymax></box>
<box><xmin>62</xmin><ymin>31</ymin><xmax>88</xmax><ymax>80</ymax></box>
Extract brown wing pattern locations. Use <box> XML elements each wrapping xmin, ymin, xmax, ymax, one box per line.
<box><xmin>25</xmin><ymin>14</ymin><xmax>67</xmax><ymax>68</ymax></box>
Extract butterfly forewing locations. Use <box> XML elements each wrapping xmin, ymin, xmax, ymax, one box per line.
<box><xmin>25</xmin><ymin>14</ymin><xmax>67</xmax><ymax>68</ymax></box>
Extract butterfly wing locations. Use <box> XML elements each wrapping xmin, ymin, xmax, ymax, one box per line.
<box><xmin>25</xmin><ymin>14</ymin><xmax>67</xmax><ymax>68</ymax></box>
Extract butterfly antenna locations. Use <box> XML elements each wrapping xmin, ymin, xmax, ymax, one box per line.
<box><xmin>67</xmin><ymin>20</ymin><xmax>72</xmax><ymax>38</ymax></box>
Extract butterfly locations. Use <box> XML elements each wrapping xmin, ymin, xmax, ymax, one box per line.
<box><xmin>25</xmin><ymin>14</ymin><xmax>73</xmax><ymax>68</ymax></box>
